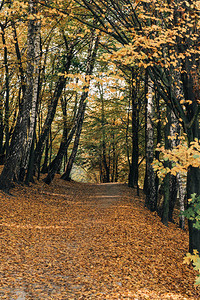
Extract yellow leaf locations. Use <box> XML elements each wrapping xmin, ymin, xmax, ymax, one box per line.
<box><xmin>183</xmin><ymin>255</ymin><xmax>192</xmax><ymax>265</ymax></box>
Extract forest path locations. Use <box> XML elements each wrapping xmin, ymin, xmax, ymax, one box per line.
<box><xmin>0</xmin><ymin>178</ymin><xmax>199</xmax><ymax>299</ymax></box>
<box><xmin>88</xmin><ymin>183</ymin><xmax>124</xmax><ymax>208</ymax></box>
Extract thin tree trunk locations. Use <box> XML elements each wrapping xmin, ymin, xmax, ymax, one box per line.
<box><xmin>177</xmin><ymin>173</ymin><xmax>185</xmax><ymax>230</ymax></box>
<box><xmin>168</xmin><ymin>111</ymin><xmax>180</xmax><ymax>222</ymax></box>
<box><xmin>43</xmin><ymin>90</ymin><xmax>87</xmax><ymax>184</ymax></box>
<box><xmin>33</xmin><ymin>74</ymin><xmax>70</xmax><ymax>176</ymax></box>
<box><xmin>61</xmin><ymin>103</ymin><xmax>86</xmax><ymax>181</ymax></box>
<box><xmin>145</xmin><ymin>73</ymin><xmax>157</xmax><ymax>211</ymax></box>
<box><xmin>128</xmin><ymin>69</ymin><xmax>139</xmax><ymax>189</ymax></box>
<box><xmin>32</xmin><ymin>38</ymin><xmax>75</xmax><ymax>178</ymax></box>
<box><xmin>43</xmin><ymin>33</ymin><xmax>100</xmax><ymax>184</ymax></box>
<box><xmin>155</xmin><ymin>92</ymin><xmax>162</xmax><ymax>207</ymax></box>
<box><xmin>1</xmin><ymin>26</ymin><xmax>9</xmax><ymax>157</ymax></box>
<box><xmin>41</xmin><ymin>133</ymin><xmax>50</xmax><ymax>174</ymax></box>
<box><xmin>0</xmin><ymin>95</ymin><xmax>4</xmax><ymax>156</ymax></box>
<box><xmin>101</xmin><ymin>88</ymin><xmax>109</xmax><ymax>183</ymax></box>
<box><xmin>161</xmin><ymin>106</ymin><xmax>171</xmax><ymax>226</ymax></box>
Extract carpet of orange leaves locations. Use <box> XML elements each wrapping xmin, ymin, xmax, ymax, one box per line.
<box><xmin>0</xmin><ymin>176</ymin><xmax>199</xmax><ymax>299</ymax></box>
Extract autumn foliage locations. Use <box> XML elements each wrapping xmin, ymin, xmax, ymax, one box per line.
<box><xmin>1</xmin><ymin>0</ymin><xmax>200</xmax><ymax>297</ymax></box>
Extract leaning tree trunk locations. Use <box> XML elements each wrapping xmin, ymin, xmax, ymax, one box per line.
<box><xmin>32</xmin><ymin>34</ymin><xmax>76</xmax><ymax>179</ymax></box>
<box><xmin>0</xmin><ymin>0</ymin><xmax>36</xmax><ymax>191</ymax></box>
<box><xmin>145</xmin><ymin>73</ymin><xmax>157</xmax><ymax>211</ymax></box>
<box><xmin>61</xmin><ymin>103</ymin><xmax>86</xmax><ymax>181</ymax></box>
<box><xmin>41</xmin><ymin>133</ymin><xmax>50</xmax><ymax>174</ymax></box>
<box><xmin>43</xmin><ymin>90</ymin><xmax>88</xmax><ymax>184</ymax></box>
<box><xmin>45</xmin><ymin>96</ymin><xmax>69</xmax><ymax>176</ymax></box>
<box><xmin>43</xmin><ymin>32</ymin><xmax>100</xmax><ymax>185</ymax></box>
<box><xmin>33</xmin><ymin>69</ymin><xmax>71</xmax><ymax>177</ymax></box>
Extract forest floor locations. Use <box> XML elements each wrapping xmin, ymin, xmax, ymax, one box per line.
<box><xmin>0</xmin><ymin>176</ymin><xmax>200</xmax><ymax>299</ymax></box>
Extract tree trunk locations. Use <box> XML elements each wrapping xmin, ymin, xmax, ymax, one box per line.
<box><xmin>168</xmin><ymin>111</ymin><xmax>180</xmax><ymax>223</ymax></box>
<box><xmin>187</xmin><ymin>165</ymin><xmax>200</xmax><ymax>253</ymax></box>
<box><xmin>177</xmin><ymin>173</ymin><xmax>185</xmax><ymax>230</ymax></box>
<box><xmin>161</xmin><ymin>107</ymin><xmax>171</xmax><ymax>226</ymax></box>
<box><xmin>33</xmin><ymin>75</ymin><xmax>70</xmax><ymax>176</ymax></box>
<box><xmin>145</xmin><ymin>74</ymin><xmax>157</xmax><ymax>211</ymax></box>
<box><xmin>32</xmin><ymin>35</ymin><xmax>75</xmax><ymax>179</ymax></box>
<box><xmin>41</xmin><ymin>133</ymin><xmax>50</xmax><ymax>174</ymax></box>
<box><xmin>19</xmin><ymin>19</ymin><xmax>41</xmax><ymax>182</ymax></box>
<box><xmin>168</xmin><ymin>175</ymin><xmax>178</xmax><ymax>223</ymax></box>
<box><xmin>187</xmin><ymin>121</ymin><xmax>200</xmax><ymax>253</ymax></box>
<box><xmin>181</xmin><ymin>54</ymin><xmax>200</xmax><ymax>252</ymax></box>
<box><xmin>155</xmin><ymin>92</ymin><xmax>162</xmax><ymax>207</ymax></box>
<box><xmin>43</xmin><ymin>32</ymin><xmax>100</xmax><ymax>184</ymax></box>
<box><xmin>1</xmin><ymin>25</ymin><xmax>9</xmax><ymax>157</ymax></box>
<box><xmin>61</xmin><ymin>103</ymin><xmax>86</xmax><ymax>181</ymax></box>
<box><xmin>43</xmin><ymin>93</ymin><xmax>86</xmax><ymax>184</ymax></box>
<box><xmin>101</xmin><ymin>89</ymin><xmax>109</xmax><ymax>183</ymax></box>
<box><xmin>0</xmin><ymin>0</ymin><xmax>36</xmax><ymax>191</ymax></box>
<box><xmin>128</xmin><ymin>69</ymin><xmax>139</xmax><ymax>189</ymax></box>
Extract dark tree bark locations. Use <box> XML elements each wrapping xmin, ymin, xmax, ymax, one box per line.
<box><xmin>71</xmin><ymin>0</ymin><xmax>200</xmax><ymax>253</ymax></box>
<box><xmin>61</xmin><ymin>102</ymin><xmax>86</xmax><ymax>181</ymax></box>
<box><xmin>111</xmin><ymin>125</ymin><xmax>118</xmax><ymax>183</ymax></box>
<box><xmin>43</xmin><ymin>89</ymin><xmax>87</xmax><ymax>184</ymax></box>
<box><xmin>0</xmin><ymin>0</ymin><xmax>37</xmax><ymax>191</ymax></box>
<box><xmin>33</xmin><ymin>71</ymin><xmax>72</xmax><ymax>176</ymax></box>
<box><xmin>31</xmin><ymin>30</ymin><xmax>79</xmax><ymax>181</ymax></box>
<box><xmin>101</xmin><ymin>87</ymin><xmax>110</xmax><ymax>183</ymax></box>
<box><xmin>1</xmin><ymin>24</ymin><xmax>9</xmax><ymax>157</ymax></box>
<box><xmin>155</xmin><ymin>91</ymin><xmax>162</xmax><ymax>205</ymax></box>
<box><xmin>128</xmin><ymin>69</ymin><xmax>139</xmax><ymax>190</ymax></box>
<box><xmin>168</xmin><ymin>175</ymin><xmax>178</xmax><ymax>223</ymax></box>
<box><xmin>187</xmin><ymin>119</ymin><xmax>200</xmax><ymax>253</ymax></box>
<box><xmin>41</xmin><ymin>133</ymin><xmax>50</xmax><ymax>174</ymax></box>
<box><xmin>19</xmin><ymin>18</ymin><xmax>41</xmax><ymax>183</ymax></box>
<box><xmin>168</xmin><ymin>111</ymin><xmax>180</xmax><ymax>223</ymax></box>
<box><xmin>43</xmin><ymin>33</ymin><xmax>100</xmax><ymax>184</ymax></box>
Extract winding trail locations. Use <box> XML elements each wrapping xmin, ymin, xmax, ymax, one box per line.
<box><xmin>0</xmin><ymin>179</ymin><xmax>199</xmax><ymax>299</ymax></box>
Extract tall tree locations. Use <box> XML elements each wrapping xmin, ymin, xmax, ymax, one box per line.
<box><xmin>19</xmin><ymin>18</ymin><xmax>41</xmax><ymax>182</ymax></box>
<box><xmin>68</xmin><ymin>0</ymin><xmax>200</xmax><ymax>253</ymax></box>
<box><xmin>44</xmin><ymin>31</ymin><xmax>100</xmax><ymax>184</ymax></box>
<box><xmin>144</xmin><ymin>74</ymin><xmax>157</xmax><ymax>211</ymax></box>
<box><xmin>0</xmin><ymin>0</ymin><xmax>38</xmax><ymax>191</ymax></box>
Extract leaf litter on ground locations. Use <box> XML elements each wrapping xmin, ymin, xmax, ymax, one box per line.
<box><xmin>0</xmin><ymin>176</ymin><xmax>199</xmax><ymax>299</ymax></box>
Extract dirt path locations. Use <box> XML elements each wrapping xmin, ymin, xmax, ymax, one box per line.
<box><xmin>0</xmin><ymin>178</ymin><xmax>199</xmax><ymax>299</ymax></box>
<box><xmin>88</xmin><ymin>183</ymin><xmax>124</xmax><ymax>208</ymax></box>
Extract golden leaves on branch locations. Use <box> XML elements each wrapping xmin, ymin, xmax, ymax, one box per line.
<box><xmin>153</xmin><ymin>138</ymin><xmax>200</xmax><ymax>178</ymax></box>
